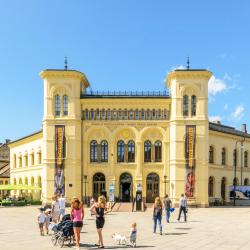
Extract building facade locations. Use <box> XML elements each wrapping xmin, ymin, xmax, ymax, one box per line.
<box><xmin>8</xmin><ymin>68</ymin><xmax>250</xmax><ymax>207</ymax></box>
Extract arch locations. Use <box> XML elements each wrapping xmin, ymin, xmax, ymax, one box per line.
<box><xmin>63</xmin><ymin>95</ymin><xmax>68</xmax><ymax>116</ymax></box>
<box><xmin>55</xmin><ymin>94</ymin><xmax>61</xmax><ymax>116</ymax></box>
<box><xmin>183</xmin><ymin>95</ymin><xmax>189</xmax><ymax>116</ymax></box>
<box><xmin>155</xmin><ymin>140</ymin><xmax>162</xmax><ymax>162</ymax></box>
<box><xmin>208</xmin><ymin>176</ymin><xmax>214</xmax><ymax>197</ymax></box>
<box><xmin>101</xmin><ymin>140</ymin><xmax>108</xmax><ymax>162</ymax></box>
<box><xmin>221</xmin><ymin>147</ymin><xmax>226</xmax><ymax>165</ymax></box>
<box><xmin>90</xmin><ymin>140</ymin><xmax>98</xmax><ymax>162</ymax></box>
<box><xmin>144</xmin><ymin>140</ymin><xmax>152</xmax><ymax>162</ymax></box>
<box><xmin>244</xmin><ymin>151</ymin><xmax>248</xmax><ymax>168</ymax></box>
<box><xmin>146</xmin><ymin>173</ymin><xmax>160</xmax><ymax>203</ymax></box>
<box><xmin>128</xmin><ymin>140</ymin><xmax>135</xmax><ymax>162</ymax></box>
<box><xmin>244</xmin><ymin>178</ymin><xmax>249</xmax><ymax>186</ymax></box>
<box><xmin>117</xmin><ymin>140</ymin><xmax>125</xmax><ymax>162</ymax></box>
<box><xmin>221</xmin><ymin>177</ymin><xmax>226</xmax><ymax>200</ymax></box>
<box><xmin>209</xmin><ymin>145</ymin><xmax>214</xmax><ymax>164</ymax></box>
<box><xmin>233</xmin><ymin>177</ymin><xmax>239</xmax><ymax>186</ymax></box>
<box><xmin>233</xmin><ymin>149</ymin><xmax>237</xmax><ymax>167</ymax></box>
<box><xmin>18</xmin><ymin>177</ymin><xmax>23</xmax><ymax>184</ymax></box>
<box><xmin>31</xmin><ymin>176</ymin><xmax>35</xmax><ymax>186</ymax></box>
<box><xmin>93</xmin><ymin>172</ymin><xmax>106</xmax><ymax>200</ymax></box>
<box><xmin>119</xmin><ymin>172</ymin><xmax>133</xmax><ymax>202</ymax></box>
<box><xmin>191</xmin><ymin>95</ymin><xmax>197</xmax><ymax>116</ymax></box>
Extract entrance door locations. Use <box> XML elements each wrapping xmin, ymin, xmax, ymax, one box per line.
<box><xmin>93</xmin><ymin>173</ymin><xmax>106</xmax><ymax>200</ymax></box>
<box><xmin>221</xmin><ymin>177</ymin><xmax>226</xmax><ymax>201</ymax></box>
<box><xmin>146</xmin><ymin>173</ymin><xmax>159</xmax><ymax>203</ymax></box>
<box><xmin>119</xmin><ymin>173</ymin><xmax>132</xmax><ymax>202</ymax></box>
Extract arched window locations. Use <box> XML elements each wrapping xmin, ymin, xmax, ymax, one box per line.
<box><xmin>208</xmin><ymin>176</ymin><xmax>214</xmax><ymax>197</ymax></box>
<box><xmin>191</xmin><ymin>95</ymin><xmax>197</xmax><ymax>116</ymax></box>
<box><xmin>128</xmin><ymin>140</ymin><xmax>135</xmax><ymax>162</ymax></box>
<box><xmin>183</xmin><ymin>95</ymin><xmax>189</xmax><ymax>116</ymax></box>
<box><xmin>209</xmin><ymin>146</ymin><xmax>214</xmax><ymax>164</ymax></box>
<box><xmin>90</xmin><ymin>140</ymin><xmax>98</xmax><ymax>162</ymax></box>
<box><xmin>233</xmin><ymin>149</ymin><xmax>237</xmax><ymax>167</ymax></box>
<box><xmin>244</xmin><ymin>178</ymin><xmax>249</xmax><ymax>186</ymax></box>
<box><xmin>117</xmin><ymin>140</ymin><xmax>125</xmax><ymax>162</ymax></box>
<box><xmin>233</xmin><ymin>177</ymin><xmax>239</xmax><ymax>186</ymax></box>
<box><xmin>55</xmin><ymin>95</ymin><xmax>60</xmax><ymax>116</ymax></box>
<box><xmin>129</xmin><ymin>110</ymin><xmax>134</xmax><ymax>120</ymax></box>
<box><xmin>141</xmin><ymin>110</ymin><xmax>145</xmax><ymax>120</ymax></box>
<box><xmin>221</xmin><ymin>147</ymin><xmax>226</xmax><ymax>165</ymax></box>
<box><xmin>244</xmin><ymin>151</ymin><xmax>248</xmax><ymax>168</ymax></box>
<box><xmin>144</xmin><ymin>140</ymin><xmax>152</xmax><ymax>162</ymax></box>
<box><xmin>155</xmin><ymin>141</ymin><xmax>162</xmax><ymax>162</ymax></box>
<box><xmin>63</xmin><ymin>95</ymin><xmax>68</xmax><ymax>116</ymax></box>
<box><xmin>101</xmin><ymin>140</ymin><xmax>108</xmax><ymax>162</ymax></box>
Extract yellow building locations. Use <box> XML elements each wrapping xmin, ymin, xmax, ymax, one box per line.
<box><xmin>8</xmin><ymin>67</ymin><xmax>250</xmax><ymax>207</ymax></box>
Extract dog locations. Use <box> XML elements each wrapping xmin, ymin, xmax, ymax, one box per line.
<box><xmin>112</xmin><ymin>233</ymin><xmax>128</xmax><ymax>245</ymax></box>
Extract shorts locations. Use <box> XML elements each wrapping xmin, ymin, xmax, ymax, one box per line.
<box><xmin>38</xmin><ymin>223</ymin><xmax>44</xmax><ymax>229</ymax></box>
<box><xmin>73</xmin><ymin>221</ymin><xmax>83</xmax><ymax>228</ymax></box>
<box><xmin>96</xmin><ymin>217</ymin><xmax>105</xmax><ymax>229</ymax></box>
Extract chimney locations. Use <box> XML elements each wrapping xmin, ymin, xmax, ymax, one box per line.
<box><xmin>5</xmin><ymin>139</ymin><xmax>10</xmax><ymax>144</ymax></box>
<box><xmin>242</xmin><ymin>124</ymin><xmax>247</xmax><ymax>133</ymax></box>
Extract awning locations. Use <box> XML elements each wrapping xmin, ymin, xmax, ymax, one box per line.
<box><xmin>0</xmin><ymin>184</ymin><xmax>42</xmax><ymax>190</ymax></box>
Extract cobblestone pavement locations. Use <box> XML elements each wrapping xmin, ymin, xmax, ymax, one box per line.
<box><xmin>1</xmin><ymin>206</ymin><xmax>250</xmax><ymax>250</ymax></box>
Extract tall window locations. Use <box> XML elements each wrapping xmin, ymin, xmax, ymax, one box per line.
<box><xmin>90</xmin><ymin>140</ymin><xmax>98</xmax><ymax>162</ymax></box>
<box><xmin>209</xmin><ymin>146</ymin><xmax>214</xmax><ymax>164</ymax></box>
<box><xmin>30</xmin><ymin>153</ymin><xmax>34</xmax><ymax>166</ymax></box>
<box><xmin>183</xmin><ymin>95</ymin><xmax>189</xmax><ymax>116</ymax></box>
<box><xmin>63</xmin><ymin>95</ymin><xmax>68</xmax><ymax>116</ymax></box>
<box><xmin>128</xmin><ymin>140</ymin><xmax>135</xmax><ymax>162</ymax></box>
<box><xmin>129</xmin><ymin>110</ymin><xmax>134</xmax><ymax>120</ymax></box>
<box><xmin>244</xmin><ymin>151</ymin><xmax>248</xmax><ymax>168</ymax></box>
<box><xmin>221</xmin><ymin>148</ymin><xmax>226</xmax><ymax>165</ymax></box>
<box><xmin>208</xmin><ymin>176</ymin><xmax>214</xmax><ymax>197</ymax></box>
<box><xmin>233</xmin><ymin>149</ymin><xmax>237</xmax><ymax>167</ymax></box>
<box><xmin>55</xmin><ymin>95</ymin><xmax>60</xmax><ymax>116</ymax></box>
<box><xmin>117</xmin><ymin>140</ymin><xmax>125</xmax><ymax>162</ymax></box>
<box><xmin>144</xmin><ymin>140</ymin><xmax>152</xmax><ymax>162</ymax></box>
<box><xmin>191</xmin><ymin>95</ymin><xmax>197</xmax><ymax>116</ymax></box>
<box><xmin>101</xmin><ymin>140</ymin><xmax>108</xmax><ymax>162</ymax></box>
<box><xmin>141</xmin><ymin>110</ymin><xmax>145</xmax><ymax>120</ymax></box>
<box><xmin>155</xmin><ymin>141</ymin><xmax>162</xmax><ymax>162</ymax></box>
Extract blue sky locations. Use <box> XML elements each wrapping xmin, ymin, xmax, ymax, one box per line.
<box><xmin>0</xmin><ymin>0</ymin><xmax>250</xmax><ymax>141</ymax></box>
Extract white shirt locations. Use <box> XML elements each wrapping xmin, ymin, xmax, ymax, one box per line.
<box><xmin>52</xmin><ymin>201</ymin><xmax>60</xmax><ymax>212</ymax></box>
<box><xmin>38</xmin><ymin>213</ymin><xmax>46</xmax><ymax>223</ymax></box>
<box><xmin>58</xmin><ymin>197</ymin><xmax>66</xmax><ymax>209</ymax></box>
<box><xmin>179</xmin><ymin>197</ymin><xmax>187</xmax><ymax>207</ymax></box>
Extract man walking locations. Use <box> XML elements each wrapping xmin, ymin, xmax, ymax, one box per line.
<box><xmin>163</xmin><ymin>194</ymin><xmax>172</xmax><ymax>223</ymax></box>
<box><xmin>177</xmin><ymin>194</ymin><xmax>187</xmax><ymax>222</ymax></box>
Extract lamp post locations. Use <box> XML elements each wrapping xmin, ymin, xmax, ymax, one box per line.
<box><xmin>163</xmin><ymin>175</ymin><xmax>167</xmax><ymax>197</ymax></box>
<box><xmin>83</xmin><ymin>175</ymin><xmax>87</xmax><ymax>205</ymax></box>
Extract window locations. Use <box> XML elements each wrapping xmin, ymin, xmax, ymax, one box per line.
<box><xmin>90</xmin><ymin>140</ymin><xmax>98</xmax><ymax>162</ymax></box>
<box><xmin>128</xmin><ymin>140</ymin><xmax>135</xmax><ymax>162</ymax></box>
<box><xmin>129</xmin><ymin>110</ymin><xmax>134</xmax><ymax>120</ymax></box>
<box><xmin>191</xmin><ymin>95</ymin><xmax>197</xmax><ymax>116</ymax></box>
<box><xmin>152</xmin><ymin>109</ymin><xmax>156</xmax><ymax>119</ymax></box>
<box><xmin>96</xmin><ymin>109</ymin><xmax>100</xmax><ymax>120</ymax></box>
<box><xmin>208</xmin><ymin>176</ymin><xmax>214</xmax><ymax>197</ymax></box>
<box><xmin>30</xmin><ymin>153</ymin><xmax>34</xmax><ymax>166</ymax></box>
<box><xmin>101</xmin><ymin>109</ymin><xmax>106</xmax><ymax>120</ymax></box>
<box><xmin>55</xmin><ymin>95</ymin><xmax>60</xmax><ymax>116</ymax></box>
<box><xmin>155</xmin><ymin>141</ymin><xmax>162</xmax><ymax>162</ymax></box>
<box><xmin>63</xmin><ymin>95</ymin><xmax>68</xmax><ymax>116</ymax></box>
<box><xmin>233</xmin><ymin>149</ymin><xmax>237</xmax><ymax>167</ymax></box>
<box><xmin>107</xmin><ymin>110</ymin><xmax>111</xmax><ymax>120</ymax></box>
<box><xmin>141</xmin><ymin>110</ymin><xmax>145</xmax><ymax>120</ymax></box>
<box><xmin>209</xmin><ymin>146</ymin><xmax>214</xmax><ymax>164</ymax></box>
<box><xmin>244</xmin><ymin>178</ymin><xmax>249</xmax><ymax>186</ymax></box>
<box><xmin>19</xmin><ymin>156</ymin><xmax>22</xmax><ymax>168</ymax></box>
<box><xmin>183</xmin><ymin>95</ymin><xmax>189</xmax><ymax>116</ymax></box>
<box><xmin>144</xmin><ymin>140</ymin><xmax>151</xmax><ymax>162</ymax></box>
<box><xmin>90</xmin><ymin>109</ymin><xmax>95</xmax><ymax>120</ymax></box>
<box><xmin>13</xmin><ymin>154</ymin><xmax>16</xmax><ymax>168</ymax></box>
<box><xmin>244</xmin><ymin>151</ymin><xmax>248</xmax><ymax>168</ymax></box>
<box><xmin>85</xmin><ymin>109</ymin><xmax>89</xmax><ymax>120</ymax></box>
<box><xmin>135</xmin><ymin>110</ymin><xmax>139</xmax><ymax>120</ymax></box>
<box><xmin>101</xmin><ymin>140</ymin><xmax>108</xmax><ymax>162</ymax></box>
<box><xmin>37</xmin><ymin>152</ymin><xmax>42</xmax><ymax>164</ymax></box>
<box><xmin>118</xmin><ymin>109</ymin><xmax>122</xmax><ymax>120</ymax></box>
<box><xmin>221</xmin><ymin>148</ymin><xmax>226</xmax><ymax>165</ymax></box>
<box><xmin>117</xmin><ymin>140</ymin><xmax>125</xmax><ymax>162</ymax></box>
<box><xmin>146</xmin><ymin>110</ymin><xmax>151</xmax><ymax>120</ymax></box>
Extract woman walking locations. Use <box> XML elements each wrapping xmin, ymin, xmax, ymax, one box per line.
<box><xmin>51</xmin><ymin>195</ymin><xmax>60</xmax><ymax>223</ymax></box>
<box><xmin>153</xmin><ymin>197</ymin><xmax>163</xmax><ymax>235</ymax></box>
<box><xmin>90</xmin><ymin>195</ymin><xmax>106</xmax><ymax>248</ymax></box>
<box><xmin>70</xmin><ymin>198</ymin><xmax>84</xmax><ymax>250</ymax></box>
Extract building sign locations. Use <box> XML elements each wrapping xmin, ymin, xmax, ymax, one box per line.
<box><xmin>54</xmin><ymin>125</ymin><xmax>65</xmax><ymax>195</ymax></box>
<box><xmin>109</xmin><ymin>181</ymin><xmax>115</xmax><ymax>203</ymax></box>
<box><xmin>185</xmin><ymin>125</ymin><xmax>196</xmax><ymax>197</ymax></box>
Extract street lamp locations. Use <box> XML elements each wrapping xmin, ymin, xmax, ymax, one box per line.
<box><xmin>163</xmin><ymin>175</ymin><xmax>167</xmax><ymax>197</ymax></box>
<box><xmin>83</xmin><ymin>175</ymin><xmax>87</xmax><ymax>205</ymax></box>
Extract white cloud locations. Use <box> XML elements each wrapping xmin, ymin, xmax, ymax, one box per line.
<box><xmin>209</xmin><ymin>116</ymin><xmax>222</xmax><ymax>122</ymax></box>
<box><xmin>208</xmin><ymin>76</ymin><xmax>227</xmax><ymax>96</ymax></box>
<box><xmin>230</xmin><ymin>105</ymin><xmax>244</xmax><ymax>121</ymax></box>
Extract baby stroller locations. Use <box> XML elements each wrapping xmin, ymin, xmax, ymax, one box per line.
<box><xmin>51</xmin><ymin>214</ymin><xmax>74</xmax><ymax>247</ymax></box>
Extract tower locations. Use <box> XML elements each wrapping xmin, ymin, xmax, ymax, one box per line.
<box><xmin>40</xmin><ymin>69</ymin><xmax>89</xmax><ymax>202</ymax></box>
<box><xmin>166</xmin><ymin>69</ymin><xmax>212</xmax><ymax>207</ymax></box>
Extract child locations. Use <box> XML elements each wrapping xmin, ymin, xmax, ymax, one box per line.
<box><xmin>44</xmin><ymin>208</ymin><xmax>52</xmax><ymax>235</ymax></box>
<box><xmin>129</xmin><ymin>222</ymin><xmax>137</xmax><ymax>247</ymax></box>
<box><xmin>37</xmin><ymin>208</ymin><xmax>46</xmax><ymax>236</ymax></box>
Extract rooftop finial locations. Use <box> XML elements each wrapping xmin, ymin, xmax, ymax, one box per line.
<box><xmin>186</xmin><ymin>56</ymin><xmax>190</xmax><ymax>70</ymax></box>
<box><xmin>64</xmin><ymin>56</ymin><xmax>68</xmax><ymax>70</ymax></box>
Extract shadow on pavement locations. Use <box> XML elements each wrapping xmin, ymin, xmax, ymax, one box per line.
<box><xmin>165</xmin><ymin>232</ymin><xmax>188</xmax><ymax>235</ymax></box>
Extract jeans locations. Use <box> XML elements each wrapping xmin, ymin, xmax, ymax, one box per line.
<box><xmin>165</xmin><ymin>208</ymin><xmax>171</xmax><ymax>222</ymax></box>
<box><xmin>60</xmin><ymin>208</ymin><xmax>65</xmax><ymax>218</ymax></box>
<box><xmin>178</xmin><ymin>206</ymin><xmax>187</xmax><ymax>222</ymax></box>
<box><xmin>153</xmin><ymin>214</ymin><xmax>162</xmax><ymax>233</ymax></box>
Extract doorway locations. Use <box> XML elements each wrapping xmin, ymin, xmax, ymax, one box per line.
<box><xmin>146</xmin><ymin>173</ymin><xmax>159</xmax><ymax>203</ymax></box>
<box><xmin>119</xmin><ymin>173</ymin><xmax>132</xmax><ymax>202</ymax></box>
<box><xmin>93</xmin><ymin>173</ymin><xmax>106</xmax><ymax>200</ymax></box>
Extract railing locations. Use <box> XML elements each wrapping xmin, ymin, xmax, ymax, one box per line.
<box><xmin>82</xmin><ymin>90</ymin><xmax>169</xmax><ymax>97</ymax></box>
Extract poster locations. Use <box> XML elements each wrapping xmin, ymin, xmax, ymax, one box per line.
<box><xmin>185</xmin><ymin>125</ymin><xmax>196</xmax><ymax>197</ymax></box>
<box><xmin>109</xmin><ymin>181</ymin><xmax>115</xmax><ymax>202</ymax></box>
<box><xmin>54</xmin><ymin>125</ymin><xmax>65</xmax><ymax>195</ymax></box>
<box><xmin>229</xmin><ymin>185</ymin><xmax>250</xmax><ymax>199</ymax></box>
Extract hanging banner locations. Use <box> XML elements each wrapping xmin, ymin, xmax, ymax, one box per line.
<box><xmin>54</xmin><ymin>125</ymin><xmax>65</xmax><ymax>195</ymax></box>
<box><xmin>185</xmin><ymin>125</ymin><xmax>196</xmax><ymax>197</ymax></box>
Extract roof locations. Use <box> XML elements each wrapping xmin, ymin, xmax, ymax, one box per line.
<box><xmin>209</xmin><ymin>122</ymin><xmax>250</xmax><ymax>139</ymax></box>
<box><xmin>8</xmin><ymin>130</ymin><xmax>42</xmax><ymax>145</ymax></box>
<box><xmin>0</xmin><ymin>163</ymin><xmax>9</xmax><ymax>178</ymax></box>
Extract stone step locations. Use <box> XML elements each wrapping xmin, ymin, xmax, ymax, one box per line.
<box><xmin>112</xmin><ymin>202</ymin><xmax>133</xmax><ymax>212</ymax></box>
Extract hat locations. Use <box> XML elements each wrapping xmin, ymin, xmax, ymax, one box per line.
<box><xmin>45</xmin><ymin>208</ymin><xmax>51</xmax><ymax>212</ymax></box>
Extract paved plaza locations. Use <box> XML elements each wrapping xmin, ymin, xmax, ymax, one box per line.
<box><xmin>0</xmin><ymin>206</ymin><xmax>250</xmax><ymax>250</ymax></box>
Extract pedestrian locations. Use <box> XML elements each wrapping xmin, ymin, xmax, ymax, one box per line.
<box><xmin>44</xmin><ymin>208</ymin><xmax>52</xmax><ymax>235</ymax></box>
<box><xmin>90</xmin><ymin>195</ymin><xmax>107</xmax><ymax>248</ymax></box>
<box><xmin>153</xmin><ymin>197</ymin><xmax>163</xmax><ymax>235</ymax></box>
<box><xmin>37</xmin><ymin>208</ymin><xmax>46</xmax><ymax>236</ymax></box>
<box><xmin>177</xmin><ymin>194</ymin><xmax>187</xmax><ymax>222</ymax></box>
<box><xmin>58</xmin><ymin>194</ymin><xmax>66</xmax><ymax>220</ymax></box>
<box><xmin>163</xmin><ymin>194</ymin><xmax>172</xmax><ymax>223</ymax></box>
<box><xmin>70</xmin><ymin>198</ymin><xmax>84</xmax><ymax>250</ymax></box>
<box><xmin>51</xmin><ymin>195</ymin><xmax>60</xmax><ymax>223</ymax></box>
